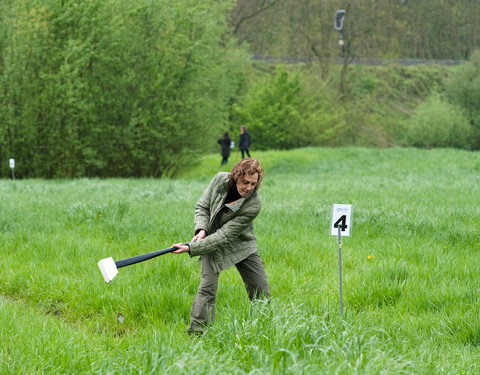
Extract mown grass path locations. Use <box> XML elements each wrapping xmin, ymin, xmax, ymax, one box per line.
<box><xmin>0</xmin><ymin>147</ymin><xmax>479</xmax><ymax>374</ymax></box>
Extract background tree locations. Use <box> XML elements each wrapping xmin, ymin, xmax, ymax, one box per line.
<box><xmin>444</xmin><ymin>51</ymin><xmax>480</xmax><ymax>148</ymax></box>
<box><xmin>230</xmin><ymin>0</ymin><xmax>281</xmax><ymax>36</ymax></box>
<box><xmin>231</xmin><ymin>0</ymin><xmax>480</xmax><ymax>61</ymax></box>
<box><xmin>233</xmin><ymin>67</ymin><xmax>304</xmax><ymax>150</ymax></box>
<box><xmin>0</xmin><ymin>0</ymin><xmax>247</xmax><ymax>178</ymax></box>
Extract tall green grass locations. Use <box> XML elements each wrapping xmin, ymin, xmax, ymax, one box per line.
<box><xmin>0</xmin><ymin>147</ymin><xmax>479</xmax><ymax>374</ymax></box>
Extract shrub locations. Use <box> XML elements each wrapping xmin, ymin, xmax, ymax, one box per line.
<box><xmin>403</xmin><ymin>94</ymin><xmax>472</xmax><ymax>149</ymax></box>
<box><xmin>233</xmin><ymin>67</ymin><xmax>304</xmax><ymax>150</ymax></box>
<box><xmin>444</xmin><ymin>50</ymin><xmax>480</xmax><ymax>149</ymax></box>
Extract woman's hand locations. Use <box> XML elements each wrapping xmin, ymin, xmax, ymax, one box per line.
<box><xmin>191</xmin><ymin>229</ymin><xmax>206</xmax><ymax>242</ymax></box>
<box><xmin>172</xmin><ymin>243</ymin><xmax>190</xmax><ymax>254</ymax></box>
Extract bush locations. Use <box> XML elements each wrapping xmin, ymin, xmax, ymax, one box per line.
<box><xmin>296</xmin><ymin>72</ymin><xmax>350</xmax><ymax>147</ymax></box>
<box><xmin>444</xmin><ymin>50</ymin><xmax>480</xmax><ymax>149</ymax></box>
<box><xmin>403</xmin><ymin>94</ymin><xmax>472</xmax><ymax>149</ymax></box>
<box><xmin>233</xmin><ymin>67</ymin><xmax>305</xmax><ymax>150</ymax></box>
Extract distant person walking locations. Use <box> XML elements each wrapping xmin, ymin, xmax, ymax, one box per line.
<box><xmin>217</xmin><ymin>132</ymin><xmax>231</xmax><ymax>165</ymax></box>
<box><xmin>239</xmin><ymin>126</ymin><xmax>251</xmax><ymax>159</ymax></box>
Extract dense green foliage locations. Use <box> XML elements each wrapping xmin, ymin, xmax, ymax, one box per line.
<box><xmin>0</xmin><ymin>0</ymin><xmax>245</xmax><ymax>178</ymax></box>
<box><xmin>2</xmin><ymin>1</ymin><xmax>480</xmax><ymax>178</ymax></box>
<box><xmin>231</xmin><ymin>62</ymin><xmax>473</xmax><ymax>150</ymax></box>
<box><xmin>1</xmin><ymin>148</ymin><xmax>479</xmax><ymax>373</ymax></box>
<box><xmin>402</xmin><ymin>94</ymin><xmax>472</xmax><ymax>149</ymax></box>
<box><xmin>444</xmin><ymin>51</ymin><xmax>480</xmax><ymax>149</ymax></box>
<box><xmin>233</xmin><ymin>68</ymin><xmax>306</xmax><ymax>150</ymax></box>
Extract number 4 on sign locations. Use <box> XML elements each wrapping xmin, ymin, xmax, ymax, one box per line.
<box><xmin>334</xmin><ymin>215</ymin><xmax>347</xmax><ymax>231</ymax></box>
<box><xmin>331</xmin><ymin>204</ymin><xmax>352</xmax><ymax>236</ymax></box>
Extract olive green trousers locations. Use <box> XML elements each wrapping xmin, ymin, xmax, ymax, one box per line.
<box><xmin>189</xmin><ymin>252</ymin><xmax>270</xmax><ymax>331</ymax></box>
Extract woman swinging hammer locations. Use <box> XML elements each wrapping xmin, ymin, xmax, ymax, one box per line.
<box><xmin>172</xmin><ymin>158</ymin><xmax>270</xmax><ymax>334</ymax></box>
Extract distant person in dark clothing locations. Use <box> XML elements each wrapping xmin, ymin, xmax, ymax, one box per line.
<box><xmin>239</xmin><ymin>126</ymin><xmax>251</xmax><ymax>159</ymax></box>
<box><xmin>217</xmin><ymin>132</ymin><xmax>231</xmax><ymax>165</ymax></box>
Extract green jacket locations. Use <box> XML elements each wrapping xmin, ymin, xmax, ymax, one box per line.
<box><xmin>188</xmin><ymin>172</ymin><xmax>261</xmax><ymax>273</ymax></box>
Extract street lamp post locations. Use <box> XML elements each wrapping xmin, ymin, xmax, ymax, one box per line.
<box><xmin>334</xmin><ymin>9</ymin><xmax>346</xmax><ymax>56</ymax></box>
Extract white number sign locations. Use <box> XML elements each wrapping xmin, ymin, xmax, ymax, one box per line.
<box><xmin>330</xmin><ymin>204</ymin><xmax>352</xmax><ymax>236</ymax></box>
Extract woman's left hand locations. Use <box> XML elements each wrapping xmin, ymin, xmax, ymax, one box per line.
<box><xmin>172</xmin><ymin>243</ymin><xmax>189</xmax><ymax>254</ymax></box>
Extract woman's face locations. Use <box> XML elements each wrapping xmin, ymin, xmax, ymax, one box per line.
<box><xmin>236</xmin><ymin>173</ymin><xmax>258</xmax><ymax>197</ymax></box>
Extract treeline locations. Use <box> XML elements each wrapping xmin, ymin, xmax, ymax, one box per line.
<box><xmin>231</xmin><ymin>0</ymin><xmax>480</xmax><ymax>63</ymax></box>
<box><xmin>231</xmin><ymin>0</ymin><xmax>480</xmax><ymax>152</ymax></box>
<box><xmin>0</xmin><ymin>0</ymin><xmax>246</xmax><ymax>178</ymax></box>
<box><xmin>1</xmin><ymin>0</ymin><xmax>479</xmax><ymax>178</ymax></box>
<box><xmin>233</xmin><ymin>57</ymin><xmax>480</xmax><ymax>151</ymax></box>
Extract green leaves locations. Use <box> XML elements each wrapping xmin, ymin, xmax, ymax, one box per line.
<box><xmin>404</xmin><ymin>94</ymin><xmax>473</xmax><ymax>149</ymax></box>
<box><xmin>234</xmin><ymin>67</ymin><xmax>304</xmax><ymax>150</ymax></box>
<box><xmin>445</xmin><ymin>51</ymin><xmax>480</xmax><ymax>148</ymax></box>
<box><xmin>0</xmin><ymin>0</ymin><xmax>246</xmax><ymax>177</ymax></box>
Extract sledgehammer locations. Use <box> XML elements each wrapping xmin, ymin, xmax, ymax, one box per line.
<box><xmin>98</xmin><ymin>246</ymin><xmax>180</xmax><ymax>283</ymax></box>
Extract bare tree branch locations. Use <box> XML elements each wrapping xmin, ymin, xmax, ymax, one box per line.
<box><xmin>231</xmin><ymin>0</ymin><xmax>281</xmax><ymax>35</ymax></box>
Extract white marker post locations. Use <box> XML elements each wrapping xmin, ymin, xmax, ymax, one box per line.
<box><xmin>330</xmin><ymin>204</ymin><xmax>352</xmax><ymax>317</ymax></box>
<box><xmin>9</xmin><ymin>158</ymin><xmax>15</xmax><ymax>180</ymax></box>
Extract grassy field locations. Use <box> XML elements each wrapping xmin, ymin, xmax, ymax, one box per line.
<box><xmin>0</xmin><ymin>147</ymin><xmax>479</xmax><ymax>374</ymax></box>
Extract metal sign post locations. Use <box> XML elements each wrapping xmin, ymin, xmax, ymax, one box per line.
<box><xmin>331</xmin><ymin>204</ymin><xmax>352</xmax><ymax>317</ymax></box>
<box><xmin>337</xmin><ymin>224</ymin><xmax>343</xmax><ymax>316</ymax></box>
<box><xmin>9</xmin><ymin>158</ymin><xmax>15</xmax><ymax>180</ymax></box>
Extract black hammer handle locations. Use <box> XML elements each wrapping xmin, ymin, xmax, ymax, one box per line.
<box><xmin>115</xmin><ymin>246</ymin><xmax>178</xmax><ymax>269</ymax></box>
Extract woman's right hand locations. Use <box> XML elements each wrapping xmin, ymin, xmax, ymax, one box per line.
<box><xmin>191</xmin><ymin>229</ymin><xmax>206</xmax><ymax>242</ymax></box>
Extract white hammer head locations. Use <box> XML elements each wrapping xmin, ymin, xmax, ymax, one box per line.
<box><xmin>98</xmin><ymin>257</ymin><xmax>118</xmax><ymax>283</ymax></box>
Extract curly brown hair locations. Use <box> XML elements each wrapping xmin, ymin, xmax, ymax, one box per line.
<box><xmin>229</xmin><ymin>158</ymin><xmax>264</xmax><ymax>188</ymax></box>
